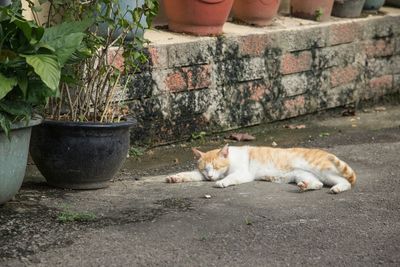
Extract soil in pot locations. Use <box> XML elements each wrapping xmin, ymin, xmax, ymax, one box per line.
<box><xmin>291</xmin><ymin>0</ymin><xmax>334</xmax><ymax>21</ymax></box>
<box><xmin>30</xmin><ymin>120</ymin><xmax>135</xmax><ymax>190</ymax></box>
<box><xmin>164</xmin><ymin>0</ymin><xmax>234</xmax><ymax>36</ymax></box>
<box><xmin>232</xmin><ymin>0</ymin><xmax>281</xmax><ymax>26</ymax></box>
<box><xmin>332</xmin><ymin>0</ymin><xmax>366</xmax><ymax>18</ymax></box>
<box><xmin>363</xmin><ymin>0</ymin><xmax>385</xmax><ymax>10</ymax></box>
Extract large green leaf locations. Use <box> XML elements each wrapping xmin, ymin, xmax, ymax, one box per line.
<box><xmin>26</xmin><ymin>80</ymin><xmax>56</xmax><ymax>105</ymax></box>
<box><xmin>0</xmin><ymin>73</ymin><xmax>17</xmax><ymax>100</ymax></box>
<box><xmin>46</xmin><ymin>32</ymin><xmax>86</xmax><ymax>66</ymax></box>
<box><xmin>11</xmin><ymin>17</ymin><xmax>44</xmax><ymax>44</ymax></box>
<box><xmin>0</xmin><ymin>100</ymin><xmax>31</xmax><ymax>117</ymax></box>
<box><xmin>22</xmin><ymin>54</ymin><xmax>61</xmax><ymax>91</ymax></box>
<box><xmin>42</xmin><ymin>19</ymin><xmax>93</xmax><ymax>43</ymax></box>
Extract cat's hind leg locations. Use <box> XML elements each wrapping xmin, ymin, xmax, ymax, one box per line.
<box><xmin>324</xmin><ymin>174</ymin><xmax>351</xmax><ymax>194</ymax></box>
<box><xmin>289</xmin><ymin>170</ymin><xmax>323</xmax><ymax>192</ymax></box>
<box><xmin>166</xmin><ymin>170</ymin><xmax>204</xmax><ymax>183</ymax></box>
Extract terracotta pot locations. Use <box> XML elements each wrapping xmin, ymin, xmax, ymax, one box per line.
<box><xmin>291</xmin><ymin>0</ymin><xmax>334</xmax><ymax>21</ymax></box>
<box><xmin>232</xmin><ymin>0</ymin><xmax>281</xmax><ymax>26</ymax></box>
<box><xmin>164</xmin><ymin>0</ymin><xmax>234</xmax><ymax>36</ymax></box>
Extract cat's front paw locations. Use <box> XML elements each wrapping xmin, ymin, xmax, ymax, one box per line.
<box><xmin>214</xmin><ymin>180</ymin><xmax>228</xmax><ymax>188</ymax></box>
<box><xmin>166</xmin><ymin>175</ymin><xmax>184</xmax><ymax>183</ymax></box>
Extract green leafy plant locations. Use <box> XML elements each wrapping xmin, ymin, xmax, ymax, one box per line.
<box><xmin>129</xmin><ymin>146</ymin><xmax>145</xmax><ymax>158</ymax></box>
<box><xmin>57</xmin><ymin>210</ymin><xmax>97</xmax><ymax>223</ymax></box>
<box><xmin>314</xmin><ymin>8</ymin><xmax>324</xmax><ymax>21</ymax></box>
<box><xmin>191</xmin><ymin>131</ymin><xmax>207</xmax><ymax>141</ymax></box>
<box><xmin>0</xmin><ymin>3</ymin><xmax>87</xmax><ymax>135</ymax></box>
<box><xmin>244</xmin><ymin>216</ymin><xmax>253</xmax><ymax>226</ymax></box>
<box><xmin>28</xmin><ymin>0</ymin><xmax>159</xmax><ymax>123</ymax></box>
<box><xmin>319</xmin><ymin>132</ymin><xmax>330</xmax><ymax>137</ymax></box>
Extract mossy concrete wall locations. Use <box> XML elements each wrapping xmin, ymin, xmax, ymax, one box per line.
<box><xmin>125</xmin><ymin>8</ymin><xmax>400</xmax><ymax>145</ymax></box>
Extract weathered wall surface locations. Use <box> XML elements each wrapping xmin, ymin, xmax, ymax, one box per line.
<box><xmin>127</xmin><ymin>8</ymin><xmax>400</xmax><ymax>145</ymax></box>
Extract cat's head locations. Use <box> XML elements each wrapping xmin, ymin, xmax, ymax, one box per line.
<box><xmin>192</xmin><ymin>144</ymin><xmax>230</xmax><ymax>181</ymax></box>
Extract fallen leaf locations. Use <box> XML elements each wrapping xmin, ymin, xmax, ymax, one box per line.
<box><xmin>227</xmin><ymin>133</ymin><xmax>256</xmax><ymax>142</ymax></box>
<box><xmin>284</xmin><ymin>124</ymin><xmax>306</xmax><ymax>129</ymax></box>
<box><xmin>374</xmin><ymin>106</ymin><xmax>386</xmax><ymax>112</ymax></box>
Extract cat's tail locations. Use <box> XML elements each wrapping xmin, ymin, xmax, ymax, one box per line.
<box><xmin>330</xmin><ymin>155</ymin><xmax>356</xmax><ymax>185</ymax></box>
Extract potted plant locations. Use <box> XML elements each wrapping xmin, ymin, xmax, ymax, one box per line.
<box><xmin>0</xmin><ymin>3</ymin><xmax>85</xmax><ymax>204</ymax></box>
<box><xmin>232</xmin><ymin>0</ymin><xmax>281</xmax><ymax>27</ymax></box>
<box><xmin>164</xmin><ymin>0</ymin><xmax>234</xmax><ymax>36</ymax></box>
<box><xmin>363</xmin><ymin>0</ymin><xmax>385</xmax><ymax>10</ymax></box>
<box><xmin>290</xmin><ymin>0</ymin><xmax>334</xmax><ymax>21</ymax></box>
<box><xmin>332</xmin><ymin>0</ymin><xmax>366</xmax><ymax>18</ymax></box>
<box><xmin>29</xmin><ymin>0</ymin><xmax>158</xmax><ymax>189</ymax></box>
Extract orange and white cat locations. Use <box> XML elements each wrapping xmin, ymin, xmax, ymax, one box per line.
<box><xmin>166</xmin><ymin>144</ymin><xmax>356</xmax><ymax>194</ymax></box>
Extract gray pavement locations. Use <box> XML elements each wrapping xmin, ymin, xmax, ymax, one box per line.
<box><xmin>1</xmin><ymin>104</ymin><xmax>400</xmax><ymax>266</ymax></box>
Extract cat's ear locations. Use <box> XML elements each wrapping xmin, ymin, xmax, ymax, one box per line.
<box><xmin>192</xmin><ymin>148</ymin><xmax>205</xmax><ymax>159</ymax></box>
<box><xmin>219</xmin><ymin>144</ymin><xmax>229</xmax><ymax>158</ymax></box>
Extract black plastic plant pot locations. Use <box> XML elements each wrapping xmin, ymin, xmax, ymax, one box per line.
<box><xmin>29</xmin><ymin>120</ymin><xmax>135</xmax><ymax>190</ymax></box>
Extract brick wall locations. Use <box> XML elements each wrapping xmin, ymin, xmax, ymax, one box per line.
<box><xmin>125</xmin><ymin>9</ymin><xmax>400</xmax><ymax>145</ymax></box>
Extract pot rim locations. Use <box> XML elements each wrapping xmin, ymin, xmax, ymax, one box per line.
<box><xmin>41</xmin><ymin>118</ymin><xmax>137</xmax><ymax>129</ymax></box>
<box><xmin>9</xmin><ymin>115</ymin><xmax>43</xmax><ymax>131</ymax></box>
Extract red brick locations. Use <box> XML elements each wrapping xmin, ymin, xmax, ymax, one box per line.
<box><xmin>148</xmin><ymin>46</ymin><xmax>168</xmax><ymax>68</ymax></box>
<box><xmin>238</xmin><ymin>34</ymin><xmax>270</xmax><ymax>57</ymax></box>
<box><xmin>249</xmin><ymin>82</ymin><xmax>270</xmax><ymax>101</ymax></box>
<box><xmin>280</xmin><ymin>51</ymin><xmax>313</xmax><ymax>75</ymax></box>
<box><xmin>364</xmin><ymin>39</ymin><xmax>395</xmax><ymax>58</ymax></box>
<box><xmin>330</xmin><ymin>66</ymin><xmax>359</xmax><ymax>88</ymax></box>
<box><xmin>283</xmin><ymin>95</ymin><xmax>306</xmax><ymax>118</ymax></box>
<box><xmin>369</xmin><ymin>75</ymin><xmax>393</xmax><ymax>91</ymax></box>
<box><xmin>328</xmin><ymin>23</ymin><xmax>361</xmax><ymax>46</ymax></box>
<box><xmin>148</xmin><ymin>47</ymin><xmax>160</xmax><ymax>66</ymax></box>
<box><xmin>165</xmin><ymin>65</ymin><xmax>212</xmax><ymax>92</ymax></box>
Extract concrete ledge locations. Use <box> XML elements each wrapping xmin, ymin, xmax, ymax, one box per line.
<box><xmin>127</xmin><ymin>7</ymin><xmax>400</xmax><ymax>145</ymax></box>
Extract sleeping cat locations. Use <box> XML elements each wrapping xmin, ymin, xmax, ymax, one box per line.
<box><xmin>166</xmin><ymin>144</ymin><xmax>356</xmax><ymax>194</ymax></box>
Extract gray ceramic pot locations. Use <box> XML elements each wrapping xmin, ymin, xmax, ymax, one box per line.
<box><xmin>0</xmin><ymin>0</ymin><xmax>11</xmax><ymax>6</ymax></box>
<box><xmin>332</xmin><ymin>0</ymin><xmax>366</xmax><ymax>18</ymax></box>
<box><xmin>0</xmin><ymin>117</ymin><xmax>42</xmax><ymax>205</ymax></box>
<box><xmin>363</xmin><ymin>0</ymin><xmax>385</xmax><ymax>10</ymax></box>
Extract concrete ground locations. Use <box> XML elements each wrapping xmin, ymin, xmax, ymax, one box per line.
<box><xmin>1</xmin><ymin>103</ymin><xmax>400</xmax><ymax>266</ymax></box>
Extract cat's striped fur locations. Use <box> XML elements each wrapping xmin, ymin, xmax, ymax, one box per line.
<box><xmin>166</xmin><ymin>144</ymin><xmax>356</xmax><ymax>194</ymax></box>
